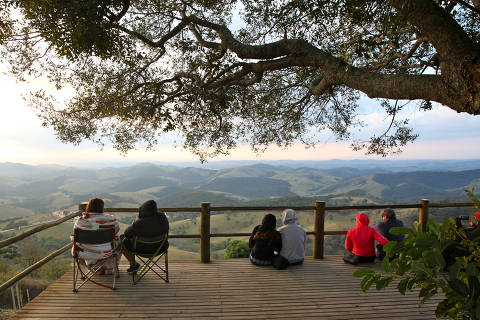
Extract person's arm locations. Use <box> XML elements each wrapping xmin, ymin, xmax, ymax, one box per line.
<box><xmin>275</xmin><ymin>231</ymin><xmax>282</xmax><ymax>252</ymax></box>
<box><xmin>124</xmin><ymin>223</ymin><xmax>135</xmax><ymax>239</ymax></box>
<box><xmin>345</xmin><ymin>230</ymin><xmax>353</xmax><ymax>251</ymax></box>
<box><xmin>373</xmin><ymin>229</ymin><xmax>389</xmax><ymax>245</ymax></box>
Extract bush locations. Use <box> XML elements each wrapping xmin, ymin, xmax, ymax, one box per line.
<box><xmin>223</xmin><ymin>240</ymin><xmax>249</xmax><ymax>258</ymax></box>
<box><xmin>354</xmin><ymin>190</ymin><xmax>480</xmax><ymax>319</ymax></box>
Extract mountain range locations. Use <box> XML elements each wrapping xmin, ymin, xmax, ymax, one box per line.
<box><xmin>0</xmin><ymin>160</ymin><xmax>479</xmax><ymax>219</ymax></box>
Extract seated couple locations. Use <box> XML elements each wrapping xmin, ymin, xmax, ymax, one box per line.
<box><xmin>73</xmin><ymin>198</ymin><xmax>169</xmax><ymax>275</ymax></box>
<box><xmin>249</xmin><ymin>209</ymin><xmax>306</xmax><ymax>267</ymax></box>
<box><xmin>344</xmin><ymin>209</ymin><xmax>405</xmax><ymax>264</ymax></box>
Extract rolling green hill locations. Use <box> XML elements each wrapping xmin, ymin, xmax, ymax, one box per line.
<box><xmin>0</xmin><ymin>161</ymin><xmax>479</xmax><ymax>220</ymax></box>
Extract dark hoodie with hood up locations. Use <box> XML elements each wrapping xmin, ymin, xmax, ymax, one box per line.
<box><xmin>345</xmin><ymin>213</ymin><xmax>388</xmax><ymax>257</ymax></box>
<box><xmin>124</xmin><ymin>200</ymin><xmax>169</xmax><ymax>239</ymax></box>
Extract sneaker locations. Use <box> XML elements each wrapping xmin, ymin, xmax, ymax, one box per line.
<box><xmin>127</xmin><ymin>263</ymin><xmax>140</xmax><ymax>274</ymax></box>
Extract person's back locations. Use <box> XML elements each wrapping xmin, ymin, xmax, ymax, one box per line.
<box><xmin>73</xmin><ymin>198</ymin><xmax>119</xmax><ymax>273</ymax></box>
<box><xmin>376</xmin><ymin>219</ymin><xmax>405</xmax><ymax>242</ymax></box>
<box><xmin>375</xmin><ymin>208</ymin><xmax>405</xmax><ymax>242</ymax></box>
<box><xmin>124</xmin><ymin>200</ymin><xmax>169</xmax><ymax>239</ymax></box>
<box><xmin>277</xmin><ymin>209</ymin><xmax>306</xmax><ymax>264</ymax></box>
<box><xmin>122</xmin><ymin>200</ymin><xmax>169</xmax><ymax>273</ymax></box>
<box><xmin>249</xmin><ymin>214</ymin><xmax>282</xmax><ymax>266</ymax></box>
<box><xmin>345</xmin><ymin>213</ymin><xmax>388</xmax><ymax>263</ymax></box>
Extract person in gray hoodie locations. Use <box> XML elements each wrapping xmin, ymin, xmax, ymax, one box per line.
<box><xmin>121</xmin><ymin>200</ymin><xmax>169</xmax><ymax>274</ymax></box>
<box><xmin>277</xmin><ymin>209</ymin><xmax>306</xmax><ymax>265</ymax></box>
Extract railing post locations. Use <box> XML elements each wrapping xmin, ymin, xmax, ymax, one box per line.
<box><xmin>11</xmin><ymin>287</ymin><xmax>16</xmax><ymax>311</ymax></box>
<box><xmin>200</xmin><ymin>202</ymin><xmax>211</xmax><ymax>263</ymax></box>
<box><xmin>313</xmin><ymin>201</ymin><xmax>326</xmax><ymax>259</ymax></box>
<box><xmin>419</xmin><ymin>199</ymin><xmax>429</xmax><ymax>232</ymax></box>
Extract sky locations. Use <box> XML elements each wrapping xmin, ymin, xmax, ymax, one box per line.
<box><xmin>1</xmin><ymin>70</ymin><xmax>480</xmax><ymax>167</ymax></box>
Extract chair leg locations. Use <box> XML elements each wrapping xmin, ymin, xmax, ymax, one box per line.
<box><xmin>133</xmin><ymin>252</ymin><xmax>169</xmax><ymax>285</ymax></box>
<box><xmin>165</xmin><ymin>251</ymin><xmax>169</xmax><ymax>283</ymax></box>
<box><xmin>73</xmin><ymin>257</ymin><xmax>78</xmax><ymax>293</ymax></box>
<box><xmin>112</xmin><ymin>256</ymin><xmax>117</xmax><ymax>290</ymax></box>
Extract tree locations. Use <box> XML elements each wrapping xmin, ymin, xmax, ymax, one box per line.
<box><xmin>224</xmin><ymin>239</ymin><xmax>249</xmax><ymax>258</ymax></box>
<box><xmin>1</xmin><ymin>0</ymin><xmax>479</xmax><ymax>160</ymax></box>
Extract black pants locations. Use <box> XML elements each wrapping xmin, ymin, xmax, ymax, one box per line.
<box><xmin>357</xmin><ymin>255</ymin><xmax>375</xmax><ymax>263</ymax></box>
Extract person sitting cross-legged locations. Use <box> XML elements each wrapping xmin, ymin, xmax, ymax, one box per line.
<box><xmin>249</xmin><ymin>214</ymin><xmax>282</xmax><ymax>266</ymax></box>
<box><xmin>277</xmin><ymin>209</ymin><xmax>306</xmax><ymax>265</ymax></box>
<box><xmin>121</xmin><ymin>200</ymin><xmax>169</xmax><ymax>274</ymax></box>
<box><xmin>344</xmin><ymin>213</ymin><xmax>389</xmax><ymax>264</ymax></box>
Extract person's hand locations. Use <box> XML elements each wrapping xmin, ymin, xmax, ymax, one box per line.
<box><xmin>469</xmin><ymin>218</ymin><xmax>478</xmax><ymax>229</ymax></box>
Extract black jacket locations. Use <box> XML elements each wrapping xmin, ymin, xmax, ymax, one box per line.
<box><xmin>249</xmin><ymin>225</ymin><xmax>282</xmax><ymax>261</ymax></box>
<box><xmin>124</xmin><ymin>200</ymin><xmax>169</xmax><ymax>239</ymax></box>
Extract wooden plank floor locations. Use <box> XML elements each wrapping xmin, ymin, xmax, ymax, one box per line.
<box><xmin>12</xmin><ymin>256</ymin><xmax>440</xmax><ymax>319</ymax></box>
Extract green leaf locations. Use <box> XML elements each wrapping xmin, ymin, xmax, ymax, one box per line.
<box><xmin>382</xmin><ymin>256</ymin><xmax>391</xmax><ymax>272</ymax></box>
<box><xmin>449</xmin><ymin>279</ymin><xmax>469</xmax><ymax>297</ymax></box>
<box><xmin>415</xmin><ymin>238</ymin><xmax>437</xmax><ymax>247</ymax></box>
<box><xmin>411</xmin><ymin>261</ymin><xmax>433</xmax><ymax>277</ymax></box>
<box><xmin>466</xmin><ymin>263</ymin><xmax>479</xmax><ymax>277</ymax></box>
<box><xmin>449</xmin><ymin>261</ymin><xmax>461</xmax><ymax>279</ymax></box>
<box><xmin>353</xmin><ymin>268</ymin><xmax>376</xmax><ymax>278</ymax></box>
<box><xmin>476</xmin><ymin>305</ymin><xmax>480</xmax><ymax>320</ymax></box>
<box><xmin>389</xmin><ymin>227</ymin><xmax>412</xmax><ymax>236</ymax></box>
<box><xmin>432</xmin><ymin>248</ymin><xmax>446</xmax><ymax>269</ymax></box>
<box><xmin>360</xmin><ymin>275</ymin><xmax>375</xmax><ymax>292</ymax></box>
<box><xmin>397</xmin><ymin>278</ymin><xmax>408</xmax><ymax>295</ymax></box>
<box><xmin>468</xmin><ymin>276</ymin><xmax>480</xmax><ymax>299</ymax></box>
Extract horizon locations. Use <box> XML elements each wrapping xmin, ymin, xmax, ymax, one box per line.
<box><xmin>2</xmin><ymin>67</ymin><xmax>480</xmax><ymax>166</ymax></box>
<box><xmin>2</xmin><ymin>158</ymin><xmax>480</xmax><ymax>170</ymax></box>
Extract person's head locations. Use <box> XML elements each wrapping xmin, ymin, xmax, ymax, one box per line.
<box><xmin>282</xmin><ymin>209</ymin><xmax>297</xmax><ymax>225</ymax></box>
<box><xmin>356</xmin><ymin>213</ymin><xmax>370</xmax><ymax>226</ymax></box>
<box><xmin>381</xmin><ymin>208</ymin><xmax>396</xmax><ymax>221</ymax></box>
<box><xmin>261</xmin><ymin>213</ymin><xmax>277</xmax><ymax>230</ymax></box>
<box><xmin>86</xmin><ymin>198</ymin><xmax>104</xmax><ymax>213</ymax></box>
<box><xmin>139</xmin><ymin>200</ymin><xmax>158</xmax><ymax>218</ymax></box>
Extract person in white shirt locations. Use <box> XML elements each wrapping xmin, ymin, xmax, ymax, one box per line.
<box><xmin>277</xmin><ymin>209</ymin><xmax>306</xmax><ymax>265</ymax></box>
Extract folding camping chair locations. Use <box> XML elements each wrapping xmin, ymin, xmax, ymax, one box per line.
<box><xmin>130</xmin><ymin>234</ymin><xmax>168</xmax><ymax>285</ymax></box>
<box><xmin>72</xmin><ymin>228</ymin><xmax>120</xmax><ymax>292</ymax></box>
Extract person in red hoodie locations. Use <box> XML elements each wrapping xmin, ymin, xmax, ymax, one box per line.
<box><xmin>344</xmin><ymin>213</ymin><xmax>389</xmax><ymax>264</ymax></box>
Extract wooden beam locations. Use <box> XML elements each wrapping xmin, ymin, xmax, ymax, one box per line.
<box><xmin>0</xmin><ymin>211</ymin><xmax>81</xmax><ymax>249</ymax></box>
<box><xmin>0</xmin><ymin>242</ymin><xmax>73</xmax><ymax>293</ymax></box>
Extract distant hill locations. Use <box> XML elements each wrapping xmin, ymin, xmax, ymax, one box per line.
<box><xmin>201</xmin><ymin>177</ymin><xmax>296</xmax><ymax>199</ymax></box>
<box><xmin>0</xmin><ymin>161</ymin><xmax>479</xmax><ymax>217</ymax></box>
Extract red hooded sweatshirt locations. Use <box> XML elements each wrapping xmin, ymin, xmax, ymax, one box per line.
<box><xmin>345</xmin><ymin>213</ymin><xmax>389</xmax><ymax>257</ymax></box>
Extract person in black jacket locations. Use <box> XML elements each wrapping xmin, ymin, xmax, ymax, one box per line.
<box><xmin>374</xmin><ymin>208</ymin><xmax>404</xmax><ymax>260</ymax></box>
<box><xmin>121</xmin><ymin>200</ymin><xmax>169</xmax><ymax>274</ymax></box>
<box><xmin>249</xmin><ymin>214</ymin><xmax>282</xmax><ymax>266</ymax></box>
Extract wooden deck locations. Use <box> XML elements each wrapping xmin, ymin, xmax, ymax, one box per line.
<box><xmin>12</xmin><ymin>256</ymin><xmax>440</xmax><ymax>319</ymax></box>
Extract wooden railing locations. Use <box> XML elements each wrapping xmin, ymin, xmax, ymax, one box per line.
<box><xmin>0</xmin><ymin>199</ymin><xmax>474</xmax><ymax>294</ymax></box>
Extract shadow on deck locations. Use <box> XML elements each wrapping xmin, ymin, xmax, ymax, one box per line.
<box><xmin>12</xmin><ymin>256</ymin><xmax>439</xmax><ymax>319</ymax></box>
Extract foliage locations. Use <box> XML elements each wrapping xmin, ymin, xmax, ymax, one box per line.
<box><xmin>1</xmin><ymin>1</ymin><xmax>479</xmax><ymax>160</ymax></box>
<box><xmin>0</xmin><ymin>245</ymin><xmax>19</xmax><ymax>260</ymax></box>
<box><xmin>353</xmin><ymin>215</ymin><xmax>480</xmax><ymax>318</ymax></box>
<box><xmin>223</xmin><ymin>240</ymin><xmax>249</xmax><ymax>258</ymax></box>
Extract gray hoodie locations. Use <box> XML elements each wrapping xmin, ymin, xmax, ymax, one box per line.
<box><xmin>277</xmin><ymin>209</ymin><xmax>306</xmax><ymax>263</ymax></box>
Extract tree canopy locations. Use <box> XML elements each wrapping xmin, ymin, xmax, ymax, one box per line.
<box><xmin>1</xmin><ymin>0</ymin><xmax>479</xmax><ymax>160</ymax></box>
